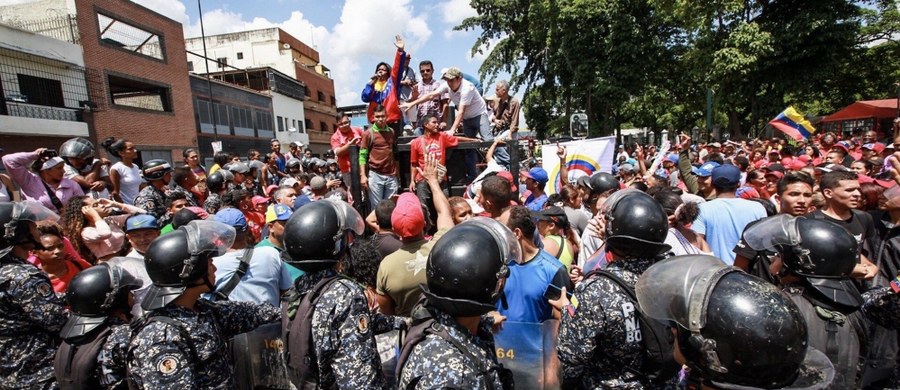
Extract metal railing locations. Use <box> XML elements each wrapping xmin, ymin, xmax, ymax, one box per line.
<box><xmin>5</xmin><ymin>101</ymin><xmax>80</xmax><ymax>121</ymax></box>
<box><xmin>0</xmin><ymin>14</ymin><xmax>79</xmax><ymax>45</ymax></box>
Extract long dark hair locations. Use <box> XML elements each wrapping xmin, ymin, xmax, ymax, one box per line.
<box><xmin>60</xmin><ymin>196</ymin><xmax>95</xmax><ymax>264</ymax></box>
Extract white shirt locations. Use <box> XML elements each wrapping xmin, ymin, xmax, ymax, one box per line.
<box><xmin>437</xmin><ymin>79</ymin><xmax>487</xmax><ymax>119</ymax></box>
<box><xmin>111</xmin><ymin>162</ymin><xmax>142</xmax><ymax>205</ymax></box>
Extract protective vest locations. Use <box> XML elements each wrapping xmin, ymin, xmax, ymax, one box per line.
<box><xmin>785</xmin><ymin>288</ymin><xmax>865</xmax><ymax>389</ymax></box>
<box><xmin>395</xmin><ymin>313</ymin><xmax>513</xmax><ymax>390</ymax></box>
<box><xmin>281</xmin><ymin>275</ymin><xmax>339</xmax><ymax>388</ymax></box>
<box><xmin>54</xmin><ymin>325</ymin><xmax>112</xmax><ymax>390</ymax></box>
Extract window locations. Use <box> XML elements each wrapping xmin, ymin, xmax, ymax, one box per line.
<box><xmin>330</xmin><ymin>95</ymin><xmax>336</xmax><ymax>106</ymax></box>
<box><xmin>304</xmin><ymin>88</ymin><xmax>311</xmax><ymax>98</ymax></box>
<box><xmin>237</xmin><ymin>52</ymin><xmax>244</xmax><ymax>60</ymax></box>
<box><xmin>195</xmin><ymin>98</ymin><xmax>214</xmax><ymax>133</ymax></box>
<box><xmin>277</xmin><ymin>116</ymin><xmax>284</xmax><ymax>132</ymax></box>
<box><xmin>217</xmin><ymin>57</ymin><xmax>227</xmax><ymax>69</ymax></box>
<box><xmin>305</xmin><ymin>119</ymin><xmax>313</xmax><ymax>132</ymax></box>
<box><xmin>97</xmin><ymin>13</ymin><xmax>165</xmax><ymax>60</ymax></box>
<box><xmin>284</xmin><ymin>117</ymin><xmax>290</xmax><ymax>132</ymax></box>
<box><xmin>257</xmin><ymin>111</ymin><xmax>274</xmax><ymax>139</ymax></box>
<box><xmin>107</xmin><ymin>74</ymin><xmax>171</xmax><ymax>112</ymax></box>
<box><xmin>320</xmin><ymin>121</ymin><xmax>327</xmax><ymax>133</ymax></box>
<box><xmin>233</xmin><ymin>106</ymin><xmax>253</xmax><ymax>136</ymax></box>
<box><xmin>213</xmin><ymin>103</ymin><xmax>229</xmax><ymax>134</ymax></box>
<box><xmin>292</xmin><ymin>119</ymin><xmax>297</xmax><ymax>131</ymax></box>
<box><xmin>140</xmin><ymin>150</ymin><xmax>170</xmax><ymax>165</ymax></box>
<box><xmin>317</xmin><ymin>91</ymin><xmax>325</xmax><ymax>102</ymax></box>
<box><xmin>16</xmin><ymin>74</ymin><xmax>64</xmax><ymax>107</ymax></box>
<box><xmin>187</xmin><ymin>61</ymin><xmax>193</xmax><ymax>71</ymax></box>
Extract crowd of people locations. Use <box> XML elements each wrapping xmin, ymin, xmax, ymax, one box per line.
<box><xmin>1</xmin><ymin>33</ymin><xmax>900</xmax><ymax>390</ymax></box>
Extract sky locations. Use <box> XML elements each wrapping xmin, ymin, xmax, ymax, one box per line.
<box><xmin>125</xmin><ymin>0</ymin><xmax>505</xmax><ymax>107</ymax></box>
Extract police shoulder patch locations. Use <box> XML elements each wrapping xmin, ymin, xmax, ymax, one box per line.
<box><xmin>156</xmin><ymin>355</ymin><xmax>180</xmax><ymax>376</ymax></box>
<box><xmin>356</xmin><ymin>313</ymin><xmax>369</xmax><ymax>334</ymax></box>
<box><xmin>36</xmin><ymin>281</ymin><xmax>53</xmax><ymax>297</ymax></box>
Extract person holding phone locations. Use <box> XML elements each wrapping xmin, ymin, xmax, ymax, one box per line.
<box><xmin>2</xmin><ymin>148</ymin><xmax>84</xmax><ymax>212</ymax></box>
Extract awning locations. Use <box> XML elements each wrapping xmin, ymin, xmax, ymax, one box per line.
<box><xmin>822</xmin><ymin>99</ymin><xmax>898</xmax><ymax>122</ymax></box>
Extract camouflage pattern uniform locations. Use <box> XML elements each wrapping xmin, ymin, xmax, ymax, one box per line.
<box><xmin>863</xmin><ymin>286</ymin><xmax>900</xmax><ymax>328</ymax></box>
<box><xmin>134</xmin><ymin>185</ymin><xmax>168</xmax><ymax>225</ymax></box>
<box><xmin>168</xmin><ymin>185</ymin><xmax>199</xmax><ymax>207</ymax></box>
<box><xmin>397</xmin><ymin>306</ymin><xmax>504</xmax><ymax>389</ymax></box>
<box><xmin>97</xmin><ymin>319</ymin><xmax>131</xmax><ymax>389</ymax></box>
<box><xmin>284</xmin><ymin>268</ymin><xmax>384</xmax><ymax>388</ymax></box>
<box><xmin>127</xmin><ymin>299</ymin><xmax>280</xmax><ymax>389</ymax></box>
<box><xmin>204</xmin><ymin>192</ymin><xmax>222</xmax><ymax>215</ymax></box>
<box><xmin>557</xmin><ymin>258</ymin><xmax>655</xmax><ymax>389</ymax></box>
<box><xmin>0</xmin><ymin>255</ymin><xmax>68</xmax><ymax>389</ymax></box>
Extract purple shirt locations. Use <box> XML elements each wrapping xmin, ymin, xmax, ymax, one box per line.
<box><xmin>2</xmin><ymin>151</ymin><xmax>84</xmax><ymax>212</ymax></box>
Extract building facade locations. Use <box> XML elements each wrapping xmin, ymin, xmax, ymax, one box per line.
<box><xmin>184</xmin><ymin>28</ymin><xmax>337</xmax><ymax>155</ymax></box>
<box><xmin>0</xmin><ymin>0</ymin><xmax>197</xmax><ymax>163</ymax></box>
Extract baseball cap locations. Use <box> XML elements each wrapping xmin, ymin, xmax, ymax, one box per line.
<box><xmin>213</xmin><ymin>208</ymin><xmax>248</xmax><ymax>230</ymax></box>
<box><xmin>764</xmin><ymin>171</ymin><xmax>785</xmax><ymax>181</ymax></box>
<box><xmin>251</xmin><ymin>196</ymin><xmax>269</xmax><ymax>206</ymax></box>
<box><xmin>709</xmin><ymin>142</ymin><xmax>722</xmax><ymax>148</ymax></box>
<box><xmin>815</xmin><ymin>163</ymin><xmax>849</xmax><ymax>173</ymax></box>
<box><xmin>441</xmin><ymin>67</ymin><xmax>462</xmax><ymax>80</ymax></box>
<box><xmin>289</xmin><ymin>141</ymin><xmax>304</xmax><ymax>148</ymax></box>
<box><xmin>763</xmin><ymin>163</ymin><xmax>786</xmax><ymax>174</ymax></box>
<box><xmin>531</xmin><ymin>206</ymin><xmax>568</xmax><ymax>226</ymax></box>
<box><xmin>521</xmin><ymin>167</ymin><xmax>549</xmax><ymax>186</ymax></box>
<box><xmin>227</xmin><ymin>162</ymin><xmax>250</xmax><ymax>174</ymax></box>
<box><xmin>40</xmin><ymin>156</ymin><xmax>65</xmax><ymax>171</ymax></box>
<box><xmin>692</xmin><ymin>161</ymin><xmax>720</xmax><ymax>177</ymax></box>
<box><xmin>618</xmin><ymin>163</ymin><xmax>635</xmax><ymax>174</ymax></box>
<box><xmin>862</xmin><ymin>142</ymin><xmax>886</xmax><ymax>154</ymax></box>
<box><xmin>665</xmin><ymin>154</ymin><xmax>679</xmax><ymax>164</ymax></box>
<box><xmin>265</xmin><ymin>184</ymin><xmax>279</xmax><ymax>197</ymax></box>
<box><xmin>496</xmin><ymin>171</ymin><xmax>518</xmax><ymax>192</ymax></box>
<box><xmin>125</xmin><ymin>214</ymin><xmax>158</xmax><ymax>232</ymax></box>
<box><xmin>391</xmin><ymin>193</ymin><xmax>425</xmax><ymax>239</ymax></box>
<box><xmin>265</xmin><ymin>204</ymin><xmax>293</xmax><ymax>224</ymax></box>
<box><xmin>283</xmin><ymin>178</ymin><xmax>299</xmax><ymax>188</ymax></box>
<box><xmin>310</xmin><ymin>176</ymin><xmax>327</xmax><ymax>190</ymax></box>
<box><xmin>832</xmin><ymin>142</ymin><xmax>851</xmax><ymax>153</ymax></box>
<box><xmin>711</xmin><ymin>164</ymin><xmax>741</xmax><ymax>187</ymax></box>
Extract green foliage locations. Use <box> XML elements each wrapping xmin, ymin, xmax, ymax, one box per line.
<box><xmin>460</xmin><ymin>0</ymin><xmax>900</xmax><ymax>138</ymax></box>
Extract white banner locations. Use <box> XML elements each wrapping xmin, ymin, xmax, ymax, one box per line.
<box><xmin>541</xmin><ymin>136</ymin><xmax>616</xmax><ymax>195</ymax></box>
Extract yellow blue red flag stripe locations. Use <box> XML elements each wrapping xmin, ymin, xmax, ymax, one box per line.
<box><xmin>769</xmin><ymin>106</ymin><xmax>816</xmax><ymax>141</ymax></box>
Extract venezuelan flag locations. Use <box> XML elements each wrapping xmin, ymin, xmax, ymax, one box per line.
<box><xmin>769</xmin><ymin>107</ymin><xmax>816</xmax><ymax>141</ymax></box>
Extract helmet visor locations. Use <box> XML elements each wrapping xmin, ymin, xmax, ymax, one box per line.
<box><xmin>461</xmin><ymin>217</ymin><xmax>522</xmax><ymax>265</ymax></box>
<box><xmin>635</xmin><ymin>255</ymin><xmax>733</xmax><ymax>331</ymax></box>
<box><xmin>323</xmin><ymin>198</ymin><xmax>364</xmax><ymax>235</ymax></box>
<box><xmin>182</xmin><ymin>220</ymin><xmax>236</xmax><ymax>257</ymax></box>
<box><xmin>741</xmin><ymin>214</ymin><xmax>800</xmax><ymax>252</ymax></box>
<box><xmin>14</xmin><ymin>201</ymin><xmax>59</xmax><ymax>223</ymax></box>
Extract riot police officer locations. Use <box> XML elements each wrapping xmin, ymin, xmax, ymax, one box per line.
<box><xmin>54</xmin><ymin>263</ymin><xmax>141</xmax><ymax>389</ymax></box>
<box><xmin>126</xmin><ymin>220</ymin><xmax>280</xmax><ymax>388</ymax></box>
<box><xmin>556</xmin><ymin>189</ymin><xmax>680</xmax><ymax>388</ymax></box>
<box><xmin>741</xmin><ymin>215</ymin><xmax>865</xmax><ymax>389</ymax></box>
<box><xmin>0</xmin><ymin>201</ymin><xmax>67</xmax><ymax>389</ymax></box>
<box><xmin>396</xmin><ymin>217</ymin><xmax>518</xmax><ymax>389</ymax></box>
<box><xmin>636</xmin><ymin>254</ymin><xmax>835</xmax><ymax>389</ymax></box>
<box><xmin>280</xmin><ymin>199</ymin><xmax>385</xmax><ymax>388</ymax></box>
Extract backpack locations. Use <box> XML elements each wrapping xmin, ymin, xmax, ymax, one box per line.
<box><xmin>281</xmin><ymin>275</ymin><xmax>341</xmax><ymax>387</ymax></box>
<box><xmin>54</xmin><ymin>325</ymin><xmax>113</xmax><ymax>389</ymax></box>
<box><xmin>585</xmin><ymin>269</ymin><xmax>680</xmax><ymax>384</ymax></box>
<box><xmin>395</xmin><ymin>312</ymin><xmax>514</xmax><ymax>390</ymax></box>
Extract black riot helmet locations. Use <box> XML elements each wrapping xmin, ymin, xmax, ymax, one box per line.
<box><xmin>636</xmin><ymin>255</ymin><xmax>834</xmax><ymax>389</ymax></box>
<box><xmin>589</xmin><ymin>172</ymin><xmax>620</xmax><ymax>195</ymax></box>
<box><xmin>142</xmin><ymin>159</ymin><xmax>173</xmax><ymax>181</ymax></box>
<box><xmin>423</xmin><ymin>217</ymin><xmax>520</xmax><ymax>317</ymax></box>
<box><xmin>602</xmin><ymin>189</ymin><xmax>671</xmax><ymax>259</ymax></box>
<box><xmin>741</xmin><ymin>215</ymin><xmax>863</xmax><ymax>312</ymax></box>
<box><xmin>206</xmin><ymin>170</ymin><xmax>232</xmax><ymax>193</ymax></box>
<box><xmin>59</xmin><ymin>137</ymin><xmax>95</xmax><ymax>161</ymax></box>
<box><xmin>282</xmin><ymin>199</ymin><xmax>364</xmax><ymax>272</ymax></box>
<box><xmin>142</xmin><ymin>220</ymin><xmax>235</xmax><ymax>310</ymax></box>
<box><xmin>60</xmin><ymin>263</ymin><xmax>141</xmax><ymax>339</ymax></box>
<box><xmin>0</xmin><ymin>201</ymin><xmax>59</xmax><ymax>259</ymax></box>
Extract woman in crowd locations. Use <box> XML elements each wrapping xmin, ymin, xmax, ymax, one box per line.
<box><xmin>208</xmin><ymin>151</ymin><xmax>232</xmax><ymax>175</ymax></box>
<box><xmin>653</xmin><ymin>188</ymin><xmax>711</xmax><ymax>255</ymax></box>
<box><xmin>559</xmin><ymin>184</ymin><xmax>590</xmax><ymax>236</ymax></box>
<box><xmin>851</xmin><ymin>159</ymin><xmax>875</xmax><ymax>178</ymax></box>
<box><xmin>28</xmin><ymin>222</ymin><xmax>91</xmax><ymax>293</ymax></box>
<box><xmin>103</xmin><ymin>137</ymin><xmax>142</xmax><ymax>205</ymax></box>
<box><xmin>183</xmin><ymin>148</ymin><xmax>207</xmax><ymax>182</ymax></box>
<box><xmin>537</xmin><ymin>201</ymin><xmax>579</xmax><ymax>271</ymax></box>
<box><xmin>61</xmin><ymin>196</ymin><xmax>146</xmax><ymax>264</ymax></box>
<box><xmin>745</xmin><ymin>169</ymin><xmax>772</xmax><ymax>199</ymax></box>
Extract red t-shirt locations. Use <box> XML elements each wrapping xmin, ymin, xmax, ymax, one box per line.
<box><xmin>409</xmin><ymin>132</ymin><xmax>459</xmax><ymax>182</ymax></box>
<box><xmin>331</xmin><ymin>127</ymin><xmax>364</xmax><ymax>173</ymax></box>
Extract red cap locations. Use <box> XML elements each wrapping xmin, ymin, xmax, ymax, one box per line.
<box><xmin>251</xmin><ymin>195</ymin><xmax>269</xmax><ymax>206</ymax></box>
<box><xmin>496</xmin><ymin>171</ymin><xmax>518</xmax><ymax>192</ymax></box>
<box><xmin>391</xmin><ymin>193</ymin><xmax>425</xmax><ymax>239</ymax></box>
<box><xmin>764</xmin><ymin>171</ymin><xmax>784</xmax><ymax>180</ymax></box>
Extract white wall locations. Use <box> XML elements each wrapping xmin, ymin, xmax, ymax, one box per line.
<box><xmin>272</xmin><ymin>92</ymin><xmax>308</xmax><ymax>148</ymax></box>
